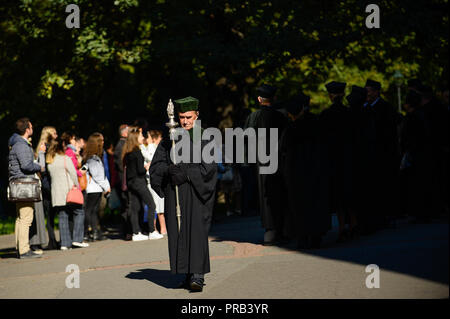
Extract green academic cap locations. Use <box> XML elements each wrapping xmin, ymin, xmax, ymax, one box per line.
<box><xmin>326</xmin><ymin>81</ymin><xmax>346</xmax><ymax>94</ymax></box>
<box><xmin>174</xmin><ymin>96</ymin><xmax>199</xmax><ymax>113</ymax></box>
<box><xmin>365</xmin><ymin>79</ymin><xmax>381</xmax><ymax>90</ymax></box>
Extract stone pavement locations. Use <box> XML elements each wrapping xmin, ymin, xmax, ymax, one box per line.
<box><xmin>0</xmin><ymin>215</ymin><xmax>448</xmax><ymax>299</ymax></box>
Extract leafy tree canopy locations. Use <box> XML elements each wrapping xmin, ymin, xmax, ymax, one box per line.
<box><xmin>0</xmin><ymin>0</ymin><xmax>448</xmax><ymax>157</ymax></box>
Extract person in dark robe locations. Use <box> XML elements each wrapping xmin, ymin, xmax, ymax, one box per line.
<box><xmin>345</xmin><ymin>85</ymin><xmax>369</xmax><ymax>238</ymax></box>
<box><xmin>354</xmin><ymin>79</ymin><xmax>399</xmax><ymax>234</ymax></box>
<box><xmin>441</xmin><ymin>87</ymin><xmax>449</xmax><ymax>216</ymax></box>
<box><xmin>149</xmin><ymin>96</ymin><xmax>217</xmax><ymax>292</ymax></box>
<box><xmin>399</xmin><ymin>90</ymin><xmax>433</xmax><ymax>222</ymax></box>
<box><xmin>113</xmin><ymin>124</ymin><xmax>131</xmax><ymax>240</ymax></box>
<box><xmin>235</xmin><ymin>107</ymin><xmax>258</xmax><ymax>216</ymax></box>
<box><xmin>318</xmin><ymin>81</ymin><xmax>356</xmax><ymax>243</ymax></box>
<box><xmin>416</xmin><ymin>84</ymin><xmax>448</xmax><ymax>218</ymax></box>
<box><xmin>279</xmin><ymin>92</ymin><xmax>331</xmax><ymax>249</ymax></box>
<box><xmin>244</xmin><ymin>84</ymin><xmax>289</xmax><ymax>245</ymax></box>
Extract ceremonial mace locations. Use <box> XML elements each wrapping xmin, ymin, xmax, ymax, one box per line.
<box><xmin>166</xmin><ymin>99</ymin><xmax>182</xmax><ymax>232</ymax></box>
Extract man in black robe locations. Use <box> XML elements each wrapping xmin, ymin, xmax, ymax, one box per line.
<box><xmin>441</xmin><ymin>87</ymin><xmax>449</xmax><ymax>216</ymax></box>
<box><xmin>346</xmin><ymin>85</ymin><xmax>369</xmax><ymax>237</ymax></box>
<box><xmin>279</xmin><ymin>93</ymin><xmax>331</xmax><ymax>249</ymax></box>
<box><xmin>417</xmin><ymin>84</ymin><xmax>448</xmax><ymax>217</ymax></box>
<box><xmin>355</xmin><ymin>79</ymin><xmax>399</xmax><ymax>234</ymax></box>
<box><xmin>244</xmin><ymin>84</ymin><xmax>289</xmax><ymax>245</ymax></box>
<box><xmin>399</xmin><ymin>90</ymin><xmax>433</xmax><ymax>222</ymax></box>
<box><xmin>149</xmin><ymin>96</ymin><xmax>217</xmax><ymax>292</ymax></box>
<box><xmin>319</xmin><ymin>82</ymin><xmax>355</xmax><ymax>242</ymax></box>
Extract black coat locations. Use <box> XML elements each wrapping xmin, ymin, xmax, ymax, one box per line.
<box><xmin>244</xmin><ymin>105</ymin><xmax>289</xmax><ymax>230</ymax></box>
<box><xmin>421</xmin><ymin>99</ymin><xmax>449</xmax><ymax>211</ymax></box>
<box><xmin>279</xmin><ymin>111</ymin><xmax>331</xmax><ymax>239</ymax></box>
<box><xmin>124</xmin><ymin>149</ymin><xmax>147</xmax><ymax>189</ymax></box>
<box><xmin>149</xmin><ymin>132</ymin><xmax>217</xmax><ymax>275</ymax></box>
<box><xmin>319</xmin><ymin>101</ymin><xmax>354</xmax><ymax>211</ymax></box>
<box><xmin>351</xmin><ymin>97</ymin><xmax>399</xmax><ymax>215</ymax></box>
<box><xmin>114</xmin><ymin>138</ymin><xmax>126</xmax><ymax>184</ymax></box>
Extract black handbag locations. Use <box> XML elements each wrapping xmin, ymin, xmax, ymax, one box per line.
<box><xmin>7</xmin><ymin>177</ymin><xmax>42</xmax><ymax>202</ymax></box>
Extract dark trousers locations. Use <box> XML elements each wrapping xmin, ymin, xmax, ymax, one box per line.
<box><xmin>239</xmin><ymin>165</ymin><xmax>258</xmax><ymax>216</ymax></box>
<box><xmin>85</xmin><ymin>192</ymin><xmax>102</xmax><ymax>232</ymax></box>
<box><xmin>185</xmin><ymin>273</ymin><xmax>205</xmax><ymax>284</ymax></box>
<box><xmin>56</xmin><ymin>205</ymin><xmax>85</xmax><ymax>247</ymax></box>
<box><xmin>43</xmin><ymin>195</ymin><xmax>58</xmax><ymax>248</ymax></box>
<box><xmin>116</xmin><ymin>185</ymin><xmax>131</xmax><ymax>236</ymax></box>
<box><xmin>128</xmin><ymin>182</ymin><xmax>156</xmax><ymax>235</ymax></box>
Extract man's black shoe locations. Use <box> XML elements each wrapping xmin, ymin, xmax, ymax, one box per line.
<box><xmin>19</xmin><ymin>250</ymin><xmax>42</xmax><ymax>259</ymax></box>
<box><xmin>189</xmin><ymin>280</ymin><xmax>204</xmax><ymax>292</ymax></box>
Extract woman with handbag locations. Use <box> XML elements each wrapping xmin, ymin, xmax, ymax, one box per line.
<box><xmin>61</xmin><ymin>132</ymin><xmax>87</xmax><ymax>200</ymax></box>
<box><xmin>83</xmin><ymin>133</ymin><xmax>111</xmax><ymax>241</ymax></box>
<box><xmin>47</xmin><ymin>138</ymin><xmax>89</xmax><ymax>250</ymax></box>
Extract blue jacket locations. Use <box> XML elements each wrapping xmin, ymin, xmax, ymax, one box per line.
<box><xmin>102</xmin><ymin>150</ymin><xmax>110</xmax><ymax>182</ymax></box>
<box><xmin>8</xmin><ymin>133</ymin><xmax>42</xmax><ymax>180</ymax></box>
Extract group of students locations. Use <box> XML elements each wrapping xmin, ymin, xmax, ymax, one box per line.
<box><xmin>8</xmin><ymin>118</ymin><xmax>168</xmax><ymax>259</ymax></box>
<box><xmin>246</xmin><ymin>79</ymin><xmax>449</xmax><ymax>248</ymax></box>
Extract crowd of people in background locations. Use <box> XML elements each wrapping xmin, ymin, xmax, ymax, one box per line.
<box><xmin>6</xmin><ymin>77</ymin><xmax>449</xmax><ymax>259</ymax></box>
<box><xmin>245</xmin><ymin>78</ymin><xmax>449</xmax><ymax>248</ymax></box>
<box><xmin>7</xmin><ymin>117</ymin><xmax>170</xmax><ymax>258</ymax></box>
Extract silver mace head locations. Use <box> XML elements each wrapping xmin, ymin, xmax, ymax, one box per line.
<box><xmin>166</xmin><ymin>99</ymin><xmax>179</xmax><ymax>132</ymax></box>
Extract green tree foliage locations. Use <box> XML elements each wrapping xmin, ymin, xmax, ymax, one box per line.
<box><xmin>0</xmin><ymin>0</ymin><xmax>448</xmax><ymax>180</ymax></box>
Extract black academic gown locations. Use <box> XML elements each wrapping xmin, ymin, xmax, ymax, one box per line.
<box><xmin>149</xmin><ymin>130</ymin><xmax>217</xmax><ymax>275</ymax></box>
<box><xmin>399</xmin><ymin>108</ymin><xmax>433</xmax><ymax>218</ymax></box>
<box><xmin>279</xmin><ymin>112</ymin><xmax>331</xmax><ymax>239</ymax></box>
<box><xmin>421</xmin><ymin>98</ymin><xmax>448</xmax><ymax>214</ymax></box>
<box><xmin>244</xmin><ymin>105</ymin><xmax>289</xmax><ymax>231</ymax></box>
<box><xmin>319</xmin><ymin>101</ymin><xmax>354</xmax><ymax>212</ymax></box>
<box><xmin>352</xmin><ymin>97</ymin><xmax>399</xmax><ymax>228</ymax></box>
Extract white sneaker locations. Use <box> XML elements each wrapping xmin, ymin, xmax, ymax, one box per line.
<box><xmin>72</xmin><ymin>242</ymin><xmax>89</xmax><ymax>248</ymax></box>
<box><xmin>132</xmin><ymin>232</ymin><xmax>149</xmax><ymax>241</ymax></box>
<box><xmin>31</xmin><ymin>248</ymin><xmax>43</xmax><ymax>255</ymax></box>
<box><xmin>148</xmin><ymin>231</ymin><xmax>164</xmax><ymax>240</ymax></box>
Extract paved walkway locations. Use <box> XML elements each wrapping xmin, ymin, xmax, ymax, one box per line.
<box><xmin>0</xmin><ymin>215</ymin><xmax>448</xmax><ymax>299</ymax></box>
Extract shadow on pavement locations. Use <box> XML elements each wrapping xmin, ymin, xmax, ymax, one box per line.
<box><xmin>208</xmin><ymin>215</ymin><xmax>449</xmax><ymax>286</ymax></box>
<box><xmin>125</xmin><ymin>268</ymin><xmax>186</xmax><ymax>289</ymax></box>
<box><xmin>0</xmin><ymin>247</ymin><xmax>17</xmax><ymax>259</ymax></box>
